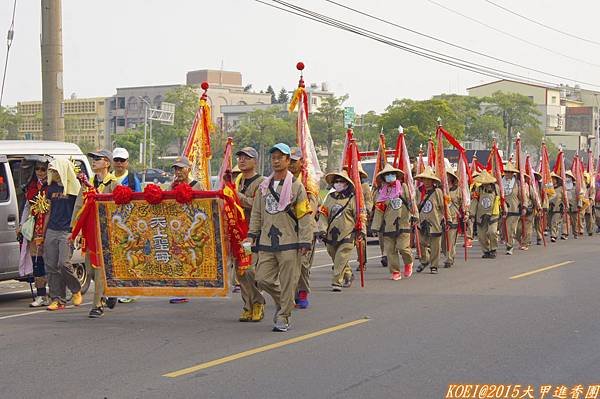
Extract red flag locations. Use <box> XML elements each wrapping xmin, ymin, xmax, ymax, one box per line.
<box><xmin>70</xmin><ymin>193</ymin><xmax>101</xmax><ymax>267</ymax></box>
<box><xmin>487</xmin><ymin>140</ymin><xmax>506</xmax><ymax>205</ymax></box>
<box><xmin>539</xmin><ymin>141</ymin><xmax>554</xmax><ymax>201</ymax></box>
<box><xmin>396</xmin><ymin>128</ymin><xmax>418</xmax><ymax>215</ymax></box>
<box><xmin>340</xmin><ymin>127</ymin><xmax>353</xmax><ymax>170</ymax></box>
<box><xmin>371</xmin><ymin>132</ymin><xmax>387</xmax><ymax>188</ymax></box>
<box><xmin>427</xmin><ymin>138</ymin><xmax>436</xmax><ymax>168</ymax></box>
<box><xmin>554</xmin><ymin>149</ymin><xmax>570</xmax><ymax>234</ymax></box>
<box><xmin>435</xmin><ymin>126</ymin><xmax>451</xmax><ymax>251</ymax></box>
<box><xmin>526</xmin><ymin>154</ymin><xmax>541</xmax><ymax>210</ymax></box>
<box><xmin>348</xmin><ymin>139</ymin><xmax>366</xmax><ymax>287</ymax></box>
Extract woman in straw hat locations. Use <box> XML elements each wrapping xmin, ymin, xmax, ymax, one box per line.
<box><xmin>344</xmin><ymin>163</ymin><xmax>373</xmax><ymax>271</ymax></box>
<box><xmin>443</xmin><ymin>168</ymin><xmax>465</xmax><ymax>268</ymax></box>
<box><xmin>582</xmin><ymin>172</ymin><xmax>595</xmax><ymax>236</ymax></box>
<box><xmin>318</xmin><ymin>170</ymin><xmax>365</xmax><ymax>291</ymax></box>
<box><xmin>515</xmin><ymin>172</ymin><xmax>538</xmax><ymax>250</ymax></box>
<box><xmin>469</xmin><ymin>170</ymin><xmax>501</xmax><ymax>258</ymax></box>
<box><xmin>414</xmin><ymin>166</ymin><xmax>444</xmax><ymax>274</ymax></box>
<box><xmin>464</xmin><ymin>169</ymin><xmax>480</xmax><ymax>249</ymax></box>
<box><xmin>501</xmin><ymin>161</ymin><xmax>526</xmax><ymax>255</ymax></box>
<box><xmin>371</xmin><ymin>164</ymin><xmax>416</xmax><ymax>280</ymax></box>
<box><xmin>548</xmin><ymin>172</ymin><xmax>565</xmax><ymax>242</ymax></box>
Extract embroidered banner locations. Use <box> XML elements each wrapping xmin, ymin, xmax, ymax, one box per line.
<box><xmin>95</xmin><ymin>196</ymin><xmax>228</xmax><ymax>297</ymax></box>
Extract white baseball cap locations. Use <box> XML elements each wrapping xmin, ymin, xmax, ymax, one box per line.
<box><xmin>112</xmin><ymin>147</ymin><xmax>129</xmax><ymax>160</ymax></box>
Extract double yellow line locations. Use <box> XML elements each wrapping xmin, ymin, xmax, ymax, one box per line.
<box><xmin>163</xmin><ymin>318</ymin><xmax>369</xmax><ymax>378</ymax></box>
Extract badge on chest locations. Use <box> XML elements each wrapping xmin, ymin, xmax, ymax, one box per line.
<box><xmin>422</xmin><ymin>200</ymin><xmax>433</xmax><ymax>214</ymax></box>
<box><xmin>390</xmin><ymin>197</ymin><xmax>403</xmax><ymax>210</ymax></box>
<box><xmin>265</xmin><ymin>193</ymin><xmax>281</xmax><ymax>215</ymax></box>
<box><xmin>481</xmin><ymin>196</ymin><xmax>492</xmax><ymax>210</ymax></box>
<box><xmin>330</xmin><ymin>204</ymin><xmax>344</xmax><ymax>219</ymax></box>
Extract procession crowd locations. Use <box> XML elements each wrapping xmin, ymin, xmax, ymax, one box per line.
<box><xmin>16</xmin><ymin>137</ymin><xmax>599</xmax><ymax>333</ymax></box>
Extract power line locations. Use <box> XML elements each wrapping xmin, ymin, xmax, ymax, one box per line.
<box><xmin>0</xmin><ymin>0</ymin><xmax>17</xmax><ymax>107</ymax></box>
<box><xmin>426</xmin><ymin>0</ymin><xmax>600</xmax><ymax>69</ymax></box>
<box><xmin>484</xmin><ymin>0</ymin><xmax>600</xmax><ymax>47</ymax></box>
<box><xmin>255</xmin><ymin>0</ymin><xmax>600</xmax><ymax>89</ymax></box>
<box><xmin>323</xmin><ymin>0</ymin><xmax>598</xmax><ymax>88</ymax></box>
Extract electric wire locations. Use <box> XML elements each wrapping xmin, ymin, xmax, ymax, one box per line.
<box><xmin>484</xmin><ymin>0</ymin><xmax>600</xmax><ymax>47</ymax></box>
<box><xmin>427</xmin><ymin>0</ymin><xmax>600</xmax><ymax>69</ymax></box>
<box><xmin>323</xmin><ymin>0</ymin><xmax>598</xmax><ymax>87</ymax></box>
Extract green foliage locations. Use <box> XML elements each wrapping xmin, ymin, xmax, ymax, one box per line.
<box><xmin>353</xmin><ymin>111</ymin><xmax>381</xmax><ymax>151</ymax></box>
<box><xmin>114</xmin><ymin>128</ymin><xmax>144</xmax><ymax>164</ymax></box>
<box><xmin>277</xmin><ymin>88</ymin><xmax>289</xmax><ymax>105</ymax></box>
<box><xmin>465</xmin><ymin>114</ymin><xmax>505</xmax><ymax>145</ymax></box>
<box><xmin>0</xmin><ymin>105</ymin><xmax>21</xmax><ymax>139</ymax></box>
<box><xmin>266</xmin><ymin>85</ymin><xmax>277</xmax><ymax>104</ymax></box>
<box><xmin>311</xmin><ymin>94</ymin><xmax>349</xmax><ymax>172</ymax></box>
<box><xmin>151</xmin><ymin>85</ymin><xmax>199</xmax><ymax>158</ymax></box>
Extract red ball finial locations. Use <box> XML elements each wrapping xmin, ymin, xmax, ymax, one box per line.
<box><xmin>296</xmin><ymin>62</ymin><xmax>305</xmax><ymax>71</ymax></box>
<box><xmin>201</xmin><ymin>81</ymin><xmax>209</xmax><ymax>90</ymax></box>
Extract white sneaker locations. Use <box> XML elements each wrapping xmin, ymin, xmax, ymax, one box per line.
<box><xmin>30</xmin><ymin>296</ymin><xmax>49</xmax><ymax>307</ymax></box>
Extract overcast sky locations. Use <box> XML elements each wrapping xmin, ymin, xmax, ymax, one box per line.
<box><xmin>2</xmin><ymin>0</ymin><xmax>600</xmax><ymax>113</ymax></box>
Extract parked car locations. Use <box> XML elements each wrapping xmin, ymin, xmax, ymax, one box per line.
<box><xmin>137</xmin><ymin>168</ymin><xmax>173</xmax><ymax>184</ymax></box>
<box><xmin>0</xmin><ymin>141</ymin><xmax>92</xmax><ymax>293</ymax></box>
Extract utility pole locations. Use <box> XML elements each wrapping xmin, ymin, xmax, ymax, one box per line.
<box><xmin>41</xmin><ymin>0</ymin><xmax>65</xmax><ymax>141</ymax></box>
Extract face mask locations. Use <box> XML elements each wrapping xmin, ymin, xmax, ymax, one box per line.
<box><xmin>333</xmin><ymin>182</ymin><xmax>348</xmax><ymax>192</ymax></box>
<box><xmin>384</xmin><ymin>174</ymin><xmax>397</xmax><ymax>183</ymax></box>
<box><xmin>566</xmin><ymin>180</ymin><xmax>574</xmax><ymax>190</ymax></box>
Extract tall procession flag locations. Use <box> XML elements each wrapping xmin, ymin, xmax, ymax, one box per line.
<box><xmin>515</xmin><ymin>133</ymin><xmax>527</xmax><ymax>243</ymax></box>
<box><xmin>487</xmin><ymin>139</ymin><xmax>508</xmax><ymax>240</ymax></box>
<box><xmin>553</xmin><ymin>148</ymin><xmax>570</xmax><ymax>235</ymax></box>
<box><xmin>525</xmin><ymin>153</ymin><xmax>545</xmax><ymax>247</ymax></box>
<box><xmin>435</xmin><ymin>123</ymin><xmax>451</xmax><ymax>252</ymax></box>
<box><xmin>346</xmin><ymin>138</ymin><xmax>366</xmax><ymax>287</ymax></box>
<box><xmin>289</xmin><ymin>62</ymin><xmax>323</xmax><ymax>190</ymax></box>
<box><xmin>371</xmin><ymin>131</ymin><xmax>388</xmax><ymax>189</ymax></box>
<box><xmin>183</xmin><ymin>81</ymin><xmax>215</xmax><ymax>189</ymax></box>
<box><xmin>394</xmin><ymin>126</ymin><xmax>422</xmax><ymax>258</ymax></box>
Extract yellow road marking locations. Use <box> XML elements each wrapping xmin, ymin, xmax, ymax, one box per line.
<box><xmin>163</xmin><ymin>318</ymin><xmax>370</xmax><ymax>378</ymax></box>
<box><xmin>509</xmin><ymin>261</ymin><xmax>574</xmax><ymax>280</ymax></box>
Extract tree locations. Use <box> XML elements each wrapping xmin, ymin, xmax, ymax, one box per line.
<box><xmin>114</xmin><ymin>128</ymin><xmax>145</xmax><ymax>167</ymax></box>
<box><xmin>310</xmin><ymin>94</ymin><xmax>348</xmax><ymax>172</ymax></box>
<box><xmin>0</xmin><ymin>105</ymin><xmax>21</xmax><ymax>139</ymax></box>
<box><xmin>243</xmin><ymin>84</ymin><xmax>253</xmax><ymax>92</ymax></box>
<box><xmin>234</xmin><ymin>107</ymin><xmax>294</xmax><ymax>175</ymax></box>
<box><xmin>266</xmin><ymin>85</ymin><xmax>277</xmax><ymax>104</ymax></box>
<box><xmin>354</xmin><ymin>111</ymin><xmax>381</xmax><ymax>151</ymax></box>
<box><xmin>379</xmin><ymin>98</ymin><xmax>463</xmax><ymax>154</ymax></box>
<box><xmin>483</xmin><ymin>91</ymin><xmax>541</xmax><ymax>155</ymax></box>
<box><xmin>151</xmin><ymin>85</ymin><xmax>199</xmax><ymax>158</ymax></box>
<box><xmin>465</xmin><ymin>114</ymin><xmax>505</xmax><ymax>146</ymax></box>
<box><xmin>277</xmin><ymin>88</ymin><xmax>289</xmax><ymax>104</ymax></box>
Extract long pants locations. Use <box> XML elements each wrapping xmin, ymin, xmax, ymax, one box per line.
<box><xmin>237</xmin><ymin>264</ymin><xmax>265</xmax><ymax>312</ymax></box>
<box><xmin>296</xmin><ymin>240</ymin><xmax>315</xmax><ymax>294</ymax></box>
<box><xmin>44</xmin><ymin>229</ymin><xmax>81</xmax><ymax>304</ymax></box>
<box><xmin>466</xmin><ymin>220</ymin><xmax>474</xmax><ymax>240</ymax></box>
<box><xmin>516</xmin><ymin>214</ymin><xmax>533</xmax><ymax>247</ymax></box>
<box><xmin>505</xmin><ymin>215</ymin><xmax>519</xmax><ymax>249</ymax></box>
<box><xmin>595</xmin><ymin>207</ymin><xmax>600</xmax><ymax>229</ymax></box>
<box><xmin>584</xmin><ymin>211</ymin><xmax>595</xmax><ymax>235</ymax></box>
<box><xmin>442</xmin><ymin>227</ymin><xmax>458</xmax><ymax>266</ymax></box>
<box><xmin>535</xmin><ymin>211</ymin><xmax>548</xmax><ymax>242</ymax></box>
<box><xmin>355</xmin><ymin>239</ymin><xmax>367</xmax><ymax>265</ymax></box>
<box><xmin>478</xmin><ymin>220</ymin><xmax>498</xmax><ymax>253</ymax></box>
<box><xmin>383</xmin><ymin>234</ymin><xmax>412</xmax><ymax>273</ymax></box>
<box><xmin>326</xmin><ymin>242</ymin><xmax>354</xmax><ymax>287</ymax></box>
<box><xmin>566</xmin><ymin>213</ymin><xmax>578</xmax><ymax>237</ymax></box>
<box><xmin>255</xmin><ymin>250</ymin><xmax>300</xmax><ymax>319</ymax></box>
<box><xmin>85</xmin><ymin>255</ymin><xmax>106</xmax><ymax>308</ymax></box>
<box><xmin>419</xmin><ymin>232</ymin><xmax>442</xmax><ymax>268</ymax></box>
<box><xmin>550</xmin><ymin>212</ymin><xmax>563</xmax><ymax>238</ymax></box>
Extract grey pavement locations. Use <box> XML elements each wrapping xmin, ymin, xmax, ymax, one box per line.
<box><xmin>1</xmin><ymin>237</ymin><xmax>599</xmax><ymax>399</ymax></box>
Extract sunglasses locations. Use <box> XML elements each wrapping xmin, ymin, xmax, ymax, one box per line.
<box><xmin>90</xmin><ymin>156</ymin><xmax>104</xmax><ymax>161</ymax></box>
<box><xmin>113</xmin><ymin>158</ymin><xmax>127</xmax><ymax>163</ymax></box>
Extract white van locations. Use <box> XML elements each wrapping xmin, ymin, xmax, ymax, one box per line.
<box><xmin>0</xmin><ymin>141</ymin><xmax>92</xmax><ymax>292</ymax></box>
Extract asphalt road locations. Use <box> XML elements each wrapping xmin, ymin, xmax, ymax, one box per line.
<box><xmin>1</xmin><ymin>236</ymin><xmax>599</xmax><ymax>399</ymax></box>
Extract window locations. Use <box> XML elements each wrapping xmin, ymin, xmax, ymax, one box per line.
<box><xmin>552</xmin><ymin>96</ymin><xmax>557</xmax><ymax>104</ymax></box>
<box><xmin>0</xmin><ymin>162</ymin><xmax>9</xmax><ymax>202</ymax></box>
<box><xmin>117</xmin><ymin>118</ymin><xmax>125</xmax><ymax>127</ymax></box>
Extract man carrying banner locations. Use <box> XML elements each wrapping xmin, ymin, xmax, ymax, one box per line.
<box><xmin>171</xmin><ymin>156</ymin><xmax>205</xmax><ymax>191</ymax></box>
<box><xmin>318</xmin><ymin>170</ymin><xmax>362</xmax><ymax>291</ymax></box>
<box><xmin>501</xmin><ymin>162</ymin><xmax>524</xmax><ymax>255</ymax></box>
<box><xmin>371</xmin><ymin>164</ymin><xmax>415</xmax><ymax>280</ymax></box>
<box><xmin>247</xmin><ymin>143</ymin><xmax>312</xmax><ymax>332</ymax></box>
<box><xmin>289</xmin><ymin>147</ymin><xmax>319</xmax><ymax>309</ymax></box>
<box><xmin>443</xmin><ymin>168</ymin><xmax>464</xmax><ymax>268</ymax></box>
<box><xmin>415</xmin><ymin>167</ymin><xmax>445</xmax><ymax>274</ymax></box>
<box><xmin>234</xmin><ymin>147</ymin><xmax>266</xmax><ymax>322</ymax></box>
<box><xmin>470</xmin><ymin>170</ymin><xmax>501</xmax><ymax>259</ymax></box>
<box><xmin>71</xmin><ymin>149</ymin><xmax>118</xmax><ymax>318</ymax></box>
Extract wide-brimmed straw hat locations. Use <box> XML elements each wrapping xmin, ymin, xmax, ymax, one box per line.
<box><xmin>503</xmin><ymin>162</ymin><xmax>519</xmax><ymax>174</ymax></box>
<box><xmin>375</xmin><ymin>164</ymin><xmax>403</xmax><ymax>182</ymax></box>
<box><xmin>415</xmin><ymin>166</ymin><xmax>441</xmax><ymax>183</ymax></box>
<box><xmin>446</xmin><ymin>167</ymin><xmax>458</xmax><ymax>180</ymax></box>
<box><xmin>550</xmin><ymin>171</ymin><xmax>562</xmax><ymax>181</ymax></box>
<box><xmin>325</xmin><ymin>169</ymin><xmax>354</xmax><ymax>187</ymax></box>
<box><xmin>565</xmin><ymin>170</ymin><xmax>575</xmax><ymax>180</ymax></box>
<box><xmin>343</xmin><ymin>163</ymin><xmax>368</xmax><ymax>179</ymax></box>
<box><xmin>474</xmin><ymin>170</ymin><xmax>497</xmax><ymax>185</ymax></box>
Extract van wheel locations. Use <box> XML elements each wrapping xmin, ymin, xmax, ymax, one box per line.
<box><xmin>73</xmin><ymin>262</ymin><xmax>91</xmax><ymax>295</ymax></box>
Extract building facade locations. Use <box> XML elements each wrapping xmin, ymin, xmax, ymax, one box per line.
<box><xmin>17</xmin><ymin>97</ymin><xmax>109</xmax><ymax>148</ymax></box>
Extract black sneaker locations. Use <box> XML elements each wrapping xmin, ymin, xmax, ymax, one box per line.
<box><xmin>105</xmin><ymin>297</ymin><xmax>118</xmax><ymax>309</ymax></box>
<box><xmin>444</xmin><ymin>262</ymin><xmax>452</xmax><ymax>268</ymax></box>
<box><xmin>430</xmin><ymin>267</ymin><xmax>438</xmax><ymax>274</ymax></box>
<box><xmin>88</xmin><ymin>307</ymin><xmax>104</xmax><ymax>318</ymax></box>
<box><xmin>416</xmin><ymin>264</ymin><xmax>426</xmax><ymax>273</ymax></box>
<box><xmin>482</xmin><ymin>252</ymin><xmax>491</xmax><ymax>258</ymax></box>
<box><xmin>381</xmin><ymin>256</ymin><xmax>388</xmax><ymax>268</ymax></box>
<box><xmin>490</xmin><ymin>250</ymin><xmax>497</xmax><ymax>259</ymax></box>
